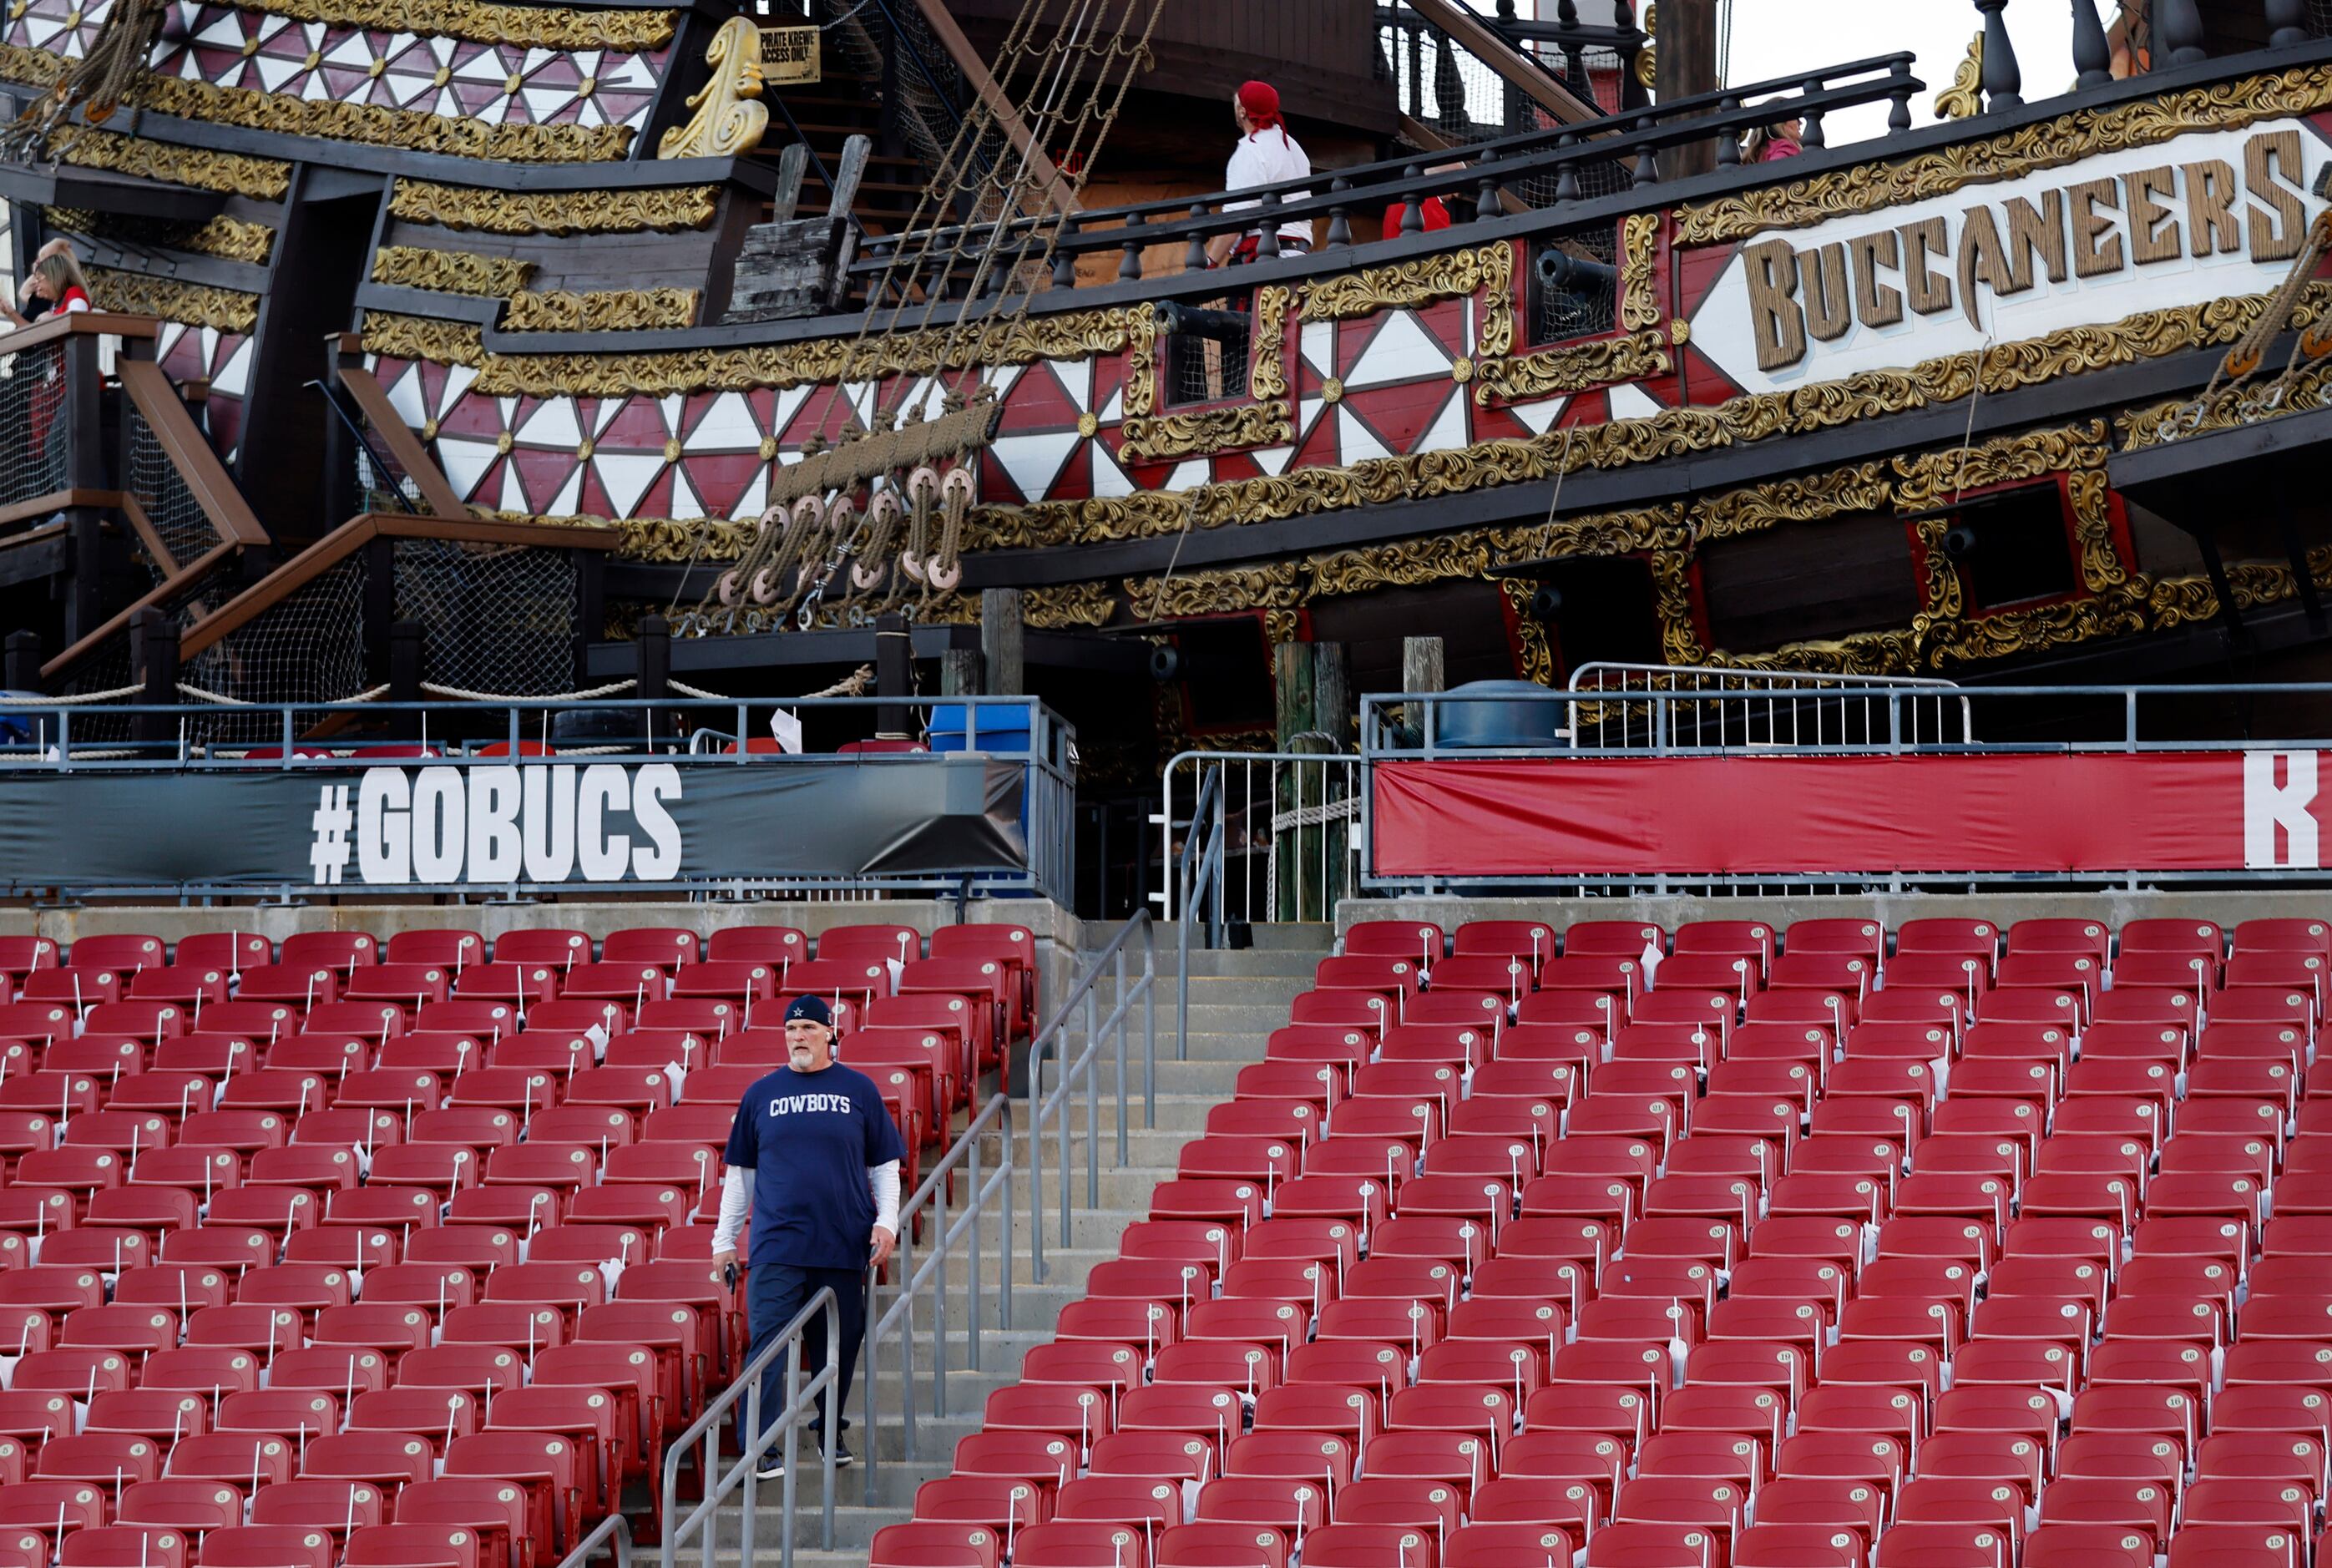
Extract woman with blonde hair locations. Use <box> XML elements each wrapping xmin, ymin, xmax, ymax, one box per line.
<box><xmin>1740</xmin><ymin>116</ymin><xmax>1804</xmax><ymax>164</ymax></box>
<box><xmin>5</xmin><ymin>240</ymin><xmax>92</xmax><ymax>329</ymax></box>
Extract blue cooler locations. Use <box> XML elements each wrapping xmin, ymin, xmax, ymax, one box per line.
<box><xmin>928</xmin><ymin>703</ymin><xmax>1035</xmax><ymax>755</ymax></box>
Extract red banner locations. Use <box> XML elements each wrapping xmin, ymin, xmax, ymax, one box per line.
<box><xmin>1369</xmin><ymin>751</ymin><xmax>2331</xmax><ymax>878</ymax></box>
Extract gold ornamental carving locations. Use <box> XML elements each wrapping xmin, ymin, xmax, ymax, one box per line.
<box><xmin>1680</xmin><ymin>59</ymin><xmax>2332</xmax><ymax>245</ymax></box>
<box><xmin>1479</xmin><ymin>241</ymin><xmax>1517</xmax><ymax>359</ymax></box>
<box><xmin>1294</xmin><ymin>243</ymin><xmax>1510</xmax><ymax>324</ymax></box>
<box><xmin>1933</xmin><ymin>33</ymin><xmax>1985</xmax><ymax>120</ymax></box>
<box><xmin>407</xmin><ymin>303</ymin><xmax>1144</xmax><ymax>398</ymax></box>
<box><xmin>370</xmin><ymin>245</ymin><xmax>535</xmax><ymax>298</ymax></box>
<box><xmin>657</xmin><ymin>16</ymin><xmax>768</xmax><ymax>159</ymax></box>
<box><xmin>503</xmin><ymin>287</ymin><xmax>703</xmax><ymax>332</ymax></box>
<box><xmin>1620</xmin><ymin>213</ymin><xmax>1662</xmax><ymax>332</ymax></box>
<box><xmin>362</xmin><ymin>311</ymin><xmax>486</xmax><ymax>367</ymax></box>
<box><xmin>387</xmin><ymin>180</ymin><xmax>720</xmax><ymax>235</ymax></box>
<box><xmin>87</xmin><ymin>267</ymin><xmax>258</xmax><ymax>331</ymax></box>
<box><xmin>1120</xmin><ymin>401</ymin><xmax>1295</xmax><ymax>464</ymax></box>
<box><xmin>1121</xmin><ymin>304</ymin><xmax>1156</xmax><ymax>420</ymax></box>
<box><xmin>1473</xmin><ymin>328</ymin><xmax>1672</xmax><ymax>404</ymax></box>
<box><xmin>41</xmin><ymin>207</ymin><xmax>275</xmax><ymax>265</ymax></box>
<box><xmin>0</xmin><ymin>48</ymin><xmax>631</xmax><ymax>164</ymax></box>
<box><xmin>1497</xmin><ymin>579</ymin><xmax>1555</xmax><ymax>686</ymax></box>
<box><xmin>227</xmin><ymin>0</ymin><xmax>674</xmax><ymax>50</ymax></box>
<box><xmin>49</xmin><ymin>125</ymin><xmax>290</xmax><ymax>200</ymax></box>
<box><xmin>119</xmin><ymin>66</ymin><xmax>637</xmax><ymax>162</ymax></box>
<box><xmin>185</xmin><ymin>215</ymin><xmax>276</xmax><ymax>265</ymax></box>
<box><xmin>1249</xmin><ymin>286</ymin><xmax>1291</xmax><ymax>402</ymax></box>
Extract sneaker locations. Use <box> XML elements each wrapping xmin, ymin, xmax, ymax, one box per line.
<box><xmin>803</xmin><ymin>1428</ymin><xmax>856</xmax><ymax>1468</ymax></box>
<box><xmin>824</xmin><ymin>1438</ymin><xmax>856</xmax><ymax>1469</ymax></box>
<box><xmin>754</xmin><ymin>1456</ymin><xmax>789</xmax><ymax>1482</ymax></box>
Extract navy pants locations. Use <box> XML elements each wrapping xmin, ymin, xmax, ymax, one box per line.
<box><xmin>737</xmin><ymin>1261</ymin><xmax>868</xmax><ymax>1457</ymax></box>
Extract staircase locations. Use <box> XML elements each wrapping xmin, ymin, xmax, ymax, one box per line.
<box><xmin>750</xmin><ymin>923</ymin><xmax>1337</xmax><ymax>1563</ymax></box>
<box><xmin>756</xmin><ymin>65</ymin><xmax>936</xmax><ymax>234</ymax></box>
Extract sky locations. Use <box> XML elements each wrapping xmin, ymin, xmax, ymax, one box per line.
<box><xmin>1721</xmin><ymin>0</ymin><xmax>2078</xmax><ymax>144</ymax></box>
<box><xmin>1472</xmin><ymin>0</ymin><xmax>2083</xmax><ymax>146</ymax></box>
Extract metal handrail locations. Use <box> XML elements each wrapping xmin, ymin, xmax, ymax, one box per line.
<box><xmin>660</xmin><ymin>1287</ymin><xmax>842</xmax><ymax>1568</ymax></box>
<box><xmin>858</xmin><ymin>1085</ymin><xmax>1014</xmax><ymax>1490</ymax></box>
<box><xmin>556</xmin><ymin>1515</ymin><xmax>635</xmax><ymax>1568</ymax></box>
<box><xmin>1028</xmin><ymin>909</ymin><xmax>1156</xmax><ymax>1280</ymax></box>
<box><xmin>1176</xmin><ymin>761</ymin><xmax>1225</xmax><ymax>1059</ymax></box>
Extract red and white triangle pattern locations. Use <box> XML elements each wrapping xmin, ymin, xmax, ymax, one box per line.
<box><xmin>3</xmin><ymin>0</ymin><xmax>671</xmax><ymax>131</ymax></box>
<box><xmin>362</xmin><ymin>259</ymin><xmax>1680</xmax><ymax>523</ymax></box>
<box><xmin>156</xmin><ymin>320</ymin><xmax>250</xmax><ymax>460</ymax></box>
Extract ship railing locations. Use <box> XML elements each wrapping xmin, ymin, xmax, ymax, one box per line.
<box><xmin>852</xmin><ymin>50</ymin><xmax>1919</xmax><ymax>291</ymax></box>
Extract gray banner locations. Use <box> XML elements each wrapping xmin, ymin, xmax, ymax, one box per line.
<box><xmin>0</xmin><ymin>756</ymin><xmax>1029</xmax><ymax>890</ymax></box>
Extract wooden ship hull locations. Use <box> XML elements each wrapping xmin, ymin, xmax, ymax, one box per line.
<box><xmin>3</xmin><ymin>0</ymin><xmax>2332</xmax><ymax>776</ymax></box>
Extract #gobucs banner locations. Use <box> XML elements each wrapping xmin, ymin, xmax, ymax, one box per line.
<box><xmin>1369</xmin><ymin>751</ymin><xmax>2332</xmax><ymax>878</ymax></box>
<box><xmin>0</xmin><ymin>756</ymin><xmax>1029</xmax><ymax>890</ymax></box>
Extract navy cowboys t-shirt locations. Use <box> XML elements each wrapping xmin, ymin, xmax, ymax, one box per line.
<box><xmin>723</xmin><ymin>1061</ymin><xmax>908</xmax><ymax>1269</ymax></box>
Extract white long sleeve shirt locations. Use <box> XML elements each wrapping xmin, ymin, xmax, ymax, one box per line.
<box><xmin>1223</xmin><ymin>129</ymin><xmax>1315</xmax><ymax>248</ymax></box>
<box><xmin>712</xmin><ymin>1161</ymin><xmax>899</xmax><ymax>1257</ymax></box>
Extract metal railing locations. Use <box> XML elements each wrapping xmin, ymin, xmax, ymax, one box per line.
<box><xmin>1565</xmin><ymin>663</ymin><xmax>1975</xmax><ymax>750</ymax></box>
<box><xmin>858</xmin><ymin>1087</ymin><xmax>1013</xmax><ymax>1485</ymax></box>
<box><xmin>1175</xmin><ymin>763</ymin><xmax>1227</xmax><ymax>1062</ymax></box>
<box><xmin>1155</xmin><ymin>751</ymin><xmax>1363</xmax><ymax>927</ymax></box>
<box><xmin>1027</xmin><ymin>910</ymin><xmax>1156</xmax><ymax>1282</ymax></box>
<box><xmin>658</xmin><ymin>1287</ymin><xmax>842</xmax><ymax>1568</ymax></box>
<box><xmin>559</xmin><ymin>1516</ymin><xmax>636</xmax><ymax>1568</ymax></box>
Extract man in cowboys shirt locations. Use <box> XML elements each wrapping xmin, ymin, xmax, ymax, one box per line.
<box><xmin>714</xmin><ymin>992</ymin><xmax>903</xmax><ymax>1472</ymax></box>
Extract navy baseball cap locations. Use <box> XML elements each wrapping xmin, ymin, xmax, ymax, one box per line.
<box><xmin>783</xmin><ymin>994</ymin><xmax>833</xmax><ymax>1029</ymax></box>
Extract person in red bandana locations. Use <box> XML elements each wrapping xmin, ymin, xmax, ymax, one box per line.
<box><xmin>1206</xmin><ymin>78</ymin><xmax>1313</xmax><ymax>267</ymax></box>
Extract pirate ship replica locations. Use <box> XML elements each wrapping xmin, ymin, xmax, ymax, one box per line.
<box><xmin>0</xmin><ymin>0</ymin><xmax>2329</xmax><ymax>787</ymax></box>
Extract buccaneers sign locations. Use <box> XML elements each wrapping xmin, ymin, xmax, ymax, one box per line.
<box><xmin>1692</xmin><ymin>122</ymin><xmax>2328</xmax><ymax>390</ymax></box>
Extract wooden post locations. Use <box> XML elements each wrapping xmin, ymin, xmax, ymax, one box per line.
<box><xmin>874</xmin><ymin>611</ymin><xmax>913</xmax><ymax>739</ymax></box>
<box><xmin>4</xmin><ymin>630</ymin><xmax>41</xmax><ymax>693</ymax></box>
<box><xmin>637</xmin><ymin>613</ymin><xmax>670</xmax><ymax>746</ymax></box>
<box><xmin>1653</xmin><ymin>0</ymin><xmax>1721</xmax><ymax>176</ymax></box>
<box><xmin>940</xmin><ymin>647</ymin><xmax>983</xmax><ymax>697</ymax></box>
<box><xmin>980</xmin><ymin>588</ymin><xmax>1024</xmax><ymax>696</ymax></box>
<box><xmin>1403</xmin><ymin>636</ymin><xmax>1446</xmax><ymax>699</ymax></box>
<box><xmin>1272</xmin><ymin>640</ymin><xmax>1315</xmax><ymax>749</ymax></box>
<box><xmin>1312</xmin><ymin>642</ymin><xmax>1351</xmax><ymax>751</ymax></box>
<box><xmin>387</xmin><ymin>620</ymin><xmax>423</xmax><ymax>741</ymax></box>
<box><xmin>62</xmin><ymin>327</ymin><xmax>109</xmax><ymax>646</ymax></box>
<box><xmin>129</xmin><ymin>607</ymin><xmax>178</xmax><ymax>746</ymax></box>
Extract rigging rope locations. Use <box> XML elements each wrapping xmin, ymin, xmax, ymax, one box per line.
<box><xmin>687</xmin><ymin>0</ymin><xmax>1168</xmax><ymax>632</ymax></box>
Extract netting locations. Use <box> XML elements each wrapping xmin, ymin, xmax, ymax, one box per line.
<box><xmin>394</xmin><ymin>539</ymin><xmax>578</xmax><ymax>698</ymax></box>
<box><xmin>1166</xmin><ymin>307</ymin><xmax>1252</xmax><ymax>407</ymax></box>
<box><xmin>180</xmin><ymin>556</ymin><xmax>370</xmax><ymax>744</ymax></box>
<box><xmin>0</xmin><ymin>339</ymin><xmax>69</xmax><ymax>510</ymax></box>
<box><xmin>124</xmin><ymin>398</ymin><xmax>218</xmax><ymax>576</ymax></box>
<box><xmin>1531</xmin><ymin>221</ymin><xmax>1621</xmax><ymax>344</ymax></box>
<box><xmin>1377</xmin><ymin>2</ymin><xmax>1635</xmax><ymax>205</ymax></box>
<box><xmin>826</xmin><ymin>1</ymin><xmax>1015</xmax><ymax>231</ymax></box>
<box><xmin>354</xmin><ymin>431</ymin><xmax>424</xmax><ymax>515</ymax></box>
<box><xmin>2306</xmin><ymin>3</ymin><xmax>2331</xmax><ymax>38</ymax></box>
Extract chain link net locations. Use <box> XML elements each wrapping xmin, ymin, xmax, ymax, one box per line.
<box><xmin>1167</xmin><ymin>306</ymin><xmax>1252</xmax><ymax>407</ymax></box>
<box><xmin>1531</xmin><ymin>219</ymin><xmax>1621</xmax><ymax>344</ymax></box>
<box><xmin>124</xmin><ymin>397</ymin><xmax>218</xmax><ymax>575</ymax></box>
<box><xmin>180</xmin><ymin>555</ymin><xmax>370</xmax><ymax>745</ymax></box>
<box><xmin>0</xmin><ymin>340</ymin><xmax>68</xmax><ymax>509</ymax></box>
<box><xmin>1377</xmin><ymin>2</ymin><xmax>1635</xmax><ymax>205</ymax></box>
<box><xmin>394</xmin><ymin>539</ymin><xmax>578</xmax><ymax>698</ymax></box>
